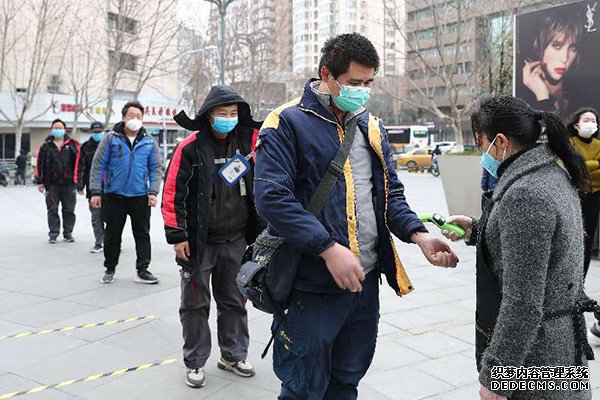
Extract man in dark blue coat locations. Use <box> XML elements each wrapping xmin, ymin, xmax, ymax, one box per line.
<box><xmin>255</xmin><ymin>33</ymin><xmax>459</xmax><ymax>399</ymax></box>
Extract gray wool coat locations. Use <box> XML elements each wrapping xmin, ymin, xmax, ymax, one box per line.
<box><xmin>473</xmin><ymin>145</ymin><xmax>591</xmax><ymax>400</ymax></box>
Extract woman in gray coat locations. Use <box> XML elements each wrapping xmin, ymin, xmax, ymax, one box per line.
<box><xmin>444</xmin><ymin>95</ymin><xmax>594</xmax><ymax>400</ymax></box>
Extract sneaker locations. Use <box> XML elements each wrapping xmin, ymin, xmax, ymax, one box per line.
<box><xmin>90</xmin><ymin>245</ymin><xmax>103</xmax><ymax>253</ymax></box>
<box><xmin>588</xmin><ymin>322</ymin><xmax>600</xmax><ymax>346</ymax></box>
<box><xmin>134</xmin><ymin>270</ymin><xmax>159</xmax><ymax>284</ymax></box>
<box><xmin>49</xmin><ymin>238</ymin><xmax>57</xmax><ymax>244</ymax></box>
<box><xmin>217</xmin><ymin>357</ymin><xmax>255</xmax><ymax>377</ymax></box>
<box><xmin>185</xmin><ymin>368</ymin><xmax>206</xmax><ymax>388</ymax></box>
<box><xmin>63</xmin><ymin>235</ymin><xmax>75</xmax><ymax>243</ymax></box>
<box><xmin>101</xmin><ymin>272</ymin><xmax>115</xmax><ymax>284</ymax></box>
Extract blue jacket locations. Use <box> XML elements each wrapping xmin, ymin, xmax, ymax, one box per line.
<box><xmin>90</xmin><ymin>122</ymin><xmax>163</xmax><ymax>197</ymax></box>
<box><xmin>481</xmin><ymin>168</ymin><xmax>498</xmax><ymax>192</ymax></box>
<box><xmin>254</xmin><ymin>79</ymin><xmax>426</xmax><ymax>295</ymax></box>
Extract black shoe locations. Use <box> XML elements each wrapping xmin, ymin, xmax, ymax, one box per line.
<box><xmin>134</xmin><ymin>270</ymin><xmax>159</xmax><ymax>284</ymax></box>
<box><xmin>49</xmin><ymin>238</ymin><xmax>57</xmax><ymax>244</ymax></box>
<box><xmin>63</xmin><ymin>235</ymin><xmax>75</xmax><ymax>243</ymax></box>
<box><xmin>90</xmin><ymin>245</ymin><xmax>103</xmax><ymax>253</ymax></box>
<box><xmin>101</xmin><ymin>272</ymin><xmax>115</xmax><ymax>284</ymax></box>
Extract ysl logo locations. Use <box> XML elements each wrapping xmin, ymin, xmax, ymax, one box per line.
<box><xmin>585</xmin><ymin>2</ymin><xmax>598</xmax><ymax>33</ymax></box>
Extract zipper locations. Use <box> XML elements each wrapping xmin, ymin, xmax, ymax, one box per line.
<box><xmin>368</xmin><ymin>123</ymin><xmax>413</xmax><ymax>295</ymax></box>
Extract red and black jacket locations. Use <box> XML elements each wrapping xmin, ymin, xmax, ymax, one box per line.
<box><xmin>35</xmin><ymin>135</ymin><xmax>79</xmax><ymax>186</ymax></box>
<box><xmin>162</xmin><ymin>85</ymin><xmax>263</xmax><ymax>269</ymax></box>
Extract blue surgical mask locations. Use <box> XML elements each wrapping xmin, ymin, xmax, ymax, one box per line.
<box><xmin>480</xmin><ymin>136</ymin><xmax>506</xmax><ymax>178</ymax></box>
<box><xmin>211</xmin><ymin>116</ymin><xmax>238</xmax><ymax>135</ymax></box>
<box><xmin>332</xmin><ymin>80</ymin><xmax>371</xmax><ymax>112</ymax></box>
<box><xmin>92</xmin><ymin>133</ymin><xmax>104</xmax><ymax>142</ymax></box>
<box><xmin>52</xmin><ymin>129</ymin><xmax>65</xmax><ymax>139</ymax></box>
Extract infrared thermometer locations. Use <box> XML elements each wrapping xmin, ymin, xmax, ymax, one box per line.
<box><xmin>419</xmin><ymin>213</ymin><xmax>466</xmax><ymax>238</ymax></box>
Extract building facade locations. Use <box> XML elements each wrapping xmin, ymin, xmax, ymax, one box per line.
<box><xmin>0</xmin><ymin>0</ymin><xmax>184</xmax><ymax>162</ymax></box>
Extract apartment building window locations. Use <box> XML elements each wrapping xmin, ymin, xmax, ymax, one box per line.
<box><xmin>108</xmin><ymin>50</ymin><xmax>138</xmax><ymax>72</ymax></box>
<box><xmin>434</xmin><ymin>87</ymin><xmax>447</xmax><ymax>98</ymax></box>
<box><xmin>107</xmin><ymin>12</ymin><xmax>138</xmax><ymax>35</ymax></box>
<box><xmin>408</xmin><ymin>7</ymin><xmax>433</xmax><ymax>22</ymax></box>
<box><xmin>114</xmin><ymin>89</ymin><xmax>136</xmax><ymax>100</ymax></box>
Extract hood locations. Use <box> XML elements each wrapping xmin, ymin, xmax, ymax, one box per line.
<box><xmin>174</xmin><ymin>85</ymin><xmax>262</xmax><ymax>131</ymax></box>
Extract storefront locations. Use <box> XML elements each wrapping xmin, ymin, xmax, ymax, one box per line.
<box><xmin>0</xmin><ymin>92</ymin><xmax>189</xmax><ymax>163</ymax></box>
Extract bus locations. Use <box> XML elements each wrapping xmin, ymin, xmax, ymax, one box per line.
<box><xmin>384</xmin><ymin>125</ymin><xmax>429</xmax><ymax>153</ymax></box>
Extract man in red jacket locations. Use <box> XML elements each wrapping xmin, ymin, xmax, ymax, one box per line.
<box><xmin>162</xmin><ymin>86</ymin><xmax>263</xmax><ymax>389</ymax></box>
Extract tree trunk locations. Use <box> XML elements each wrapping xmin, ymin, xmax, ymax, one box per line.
<box><xmin>105</xmin><ymin>89</ymin><xmax>115</xmax><ymax>129</ymax></box>
<box><xmin>451</xmin><ymin>110</ymin><xmax>464</xmax><ymax>152</ymax></box>
<box><xmin>15</xmin><ymin>118</ymin><xmax>25</xmax><ymax>158</ymax></box>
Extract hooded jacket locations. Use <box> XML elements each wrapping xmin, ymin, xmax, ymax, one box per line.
<box><xmin>89</xmin><ymin>122</ymin><xmax>163</xmax><ymax>197</ymax></box>
<box><xmin>162</xmin><ymin>85</ymin><xmax>263</xmax><ymax>268</ymax></box>
<box><xmin>35</xmin><ymin>135</ymin><xmax>79</xmax><ymax>186</ymax></box>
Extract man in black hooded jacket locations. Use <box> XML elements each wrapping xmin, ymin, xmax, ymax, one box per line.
<box><xmin>162</xmin><ymin>86</ymin><xmax>263</xmax><ymax>389</ymax></box>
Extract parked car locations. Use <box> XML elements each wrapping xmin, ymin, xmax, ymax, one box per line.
<box><xmin>396</xmin><ymin>147</ymin><xmax>434</xmax><ymax>168</ymax></box>
<box><xmin>431</xmin><ymin>141</ymin><xmax>457</xmax><ymax>154</ymax></box>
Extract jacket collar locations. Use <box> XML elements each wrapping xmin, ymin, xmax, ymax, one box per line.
<box><xmin>492</xmin><ymin>144</ymin><xmax>557</xmax><ymax>202</ymax></box>
<box><xmin>298</xmin><ymin>78</ymin><xmax>342</xmax><ymax>125</ymax></box>
<box><xmin>113</xmin><ymin>121</ymin><xmax>147</xmax><ymax>139</ymax></box>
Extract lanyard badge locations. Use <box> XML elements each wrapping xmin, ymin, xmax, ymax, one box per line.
<box><xmin>218</xmin><ymin>153</ymin><xmax>252</xmax><ymax>186</ymax></box>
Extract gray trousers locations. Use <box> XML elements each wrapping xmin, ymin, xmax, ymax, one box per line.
<box><xmin>45</xmin><ymin>184</ymin><xmax>76</xmax><ymax>239</ymax></box>
<box><xmin>89</xmin><ymin>203</ymin><xmax>104</xmax><ymax>247</ymax></box>
<box><xmin>179</xmin><ymin>236</ymin><xmax>249</xmax><ymax>369</ymax></box>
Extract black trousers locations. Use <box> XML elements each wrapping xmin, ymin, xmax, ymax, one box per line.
<box><xmin>45</xmin><ymin>184</ymin><xmax>76</xmax><ymax>239</ymax></box>
<box><xmin>582</xmin><ymin>191</ymin><xmax>600</xmax><ymax>278</ymax></box>
<box><xmin>102</xmin><ymin>195</ymin><xmax>151</xmax><ymax>273</ymax></box>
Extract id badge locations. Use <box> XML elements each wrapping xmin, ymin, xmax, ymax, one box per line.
<box><xmin>218</xmin><ymin>153</ymin><xmax>251</xmax><ymax>186</ymax></box>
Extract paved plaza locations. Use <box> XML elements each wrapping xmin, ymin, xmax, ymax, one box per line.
<box><xmin>1</xmin><ymin>171</ymin><xmax>600</xmax><ymax>399</ymax></box>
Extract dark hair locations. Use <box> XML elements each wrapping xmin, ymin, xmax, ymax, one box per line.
<box><xmin>533</xmin><ymin>12</ymin><xmax>582</xmax><ymax>62</ymax></box>
<box><xmin>566</xmin><ymin>107</ymin><xmax>599</xmax><ymax>137</ymax></box>
<box><xmin>121</xmin><ymin>101</ymin><xmax>144</xmax><ymax>117</ymax></box>
<box><xmin>51</xmin><ymin>118</ymin><xmax>66</xmax><ymax>129</ymax></box>
<box><xmin>318</xmin><ymin>33</ymin><xmax>379</xmax><ymax>79</ymax></box>
<box><xmin>471</xmin><ymin>94</ymin><xmax>589</xmax><ymax>194</ymax></box>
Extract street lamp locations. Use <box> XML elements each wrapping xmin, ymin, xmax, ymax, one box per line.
<box><xmin>161</xmin><ymin>46</ymin><xmax>218</xmax><ymax>165</ymax></box>
<box><xmin>204</xmin><ymin>0</ymin><xmax>236</xmax><ymax>85</ymax></box>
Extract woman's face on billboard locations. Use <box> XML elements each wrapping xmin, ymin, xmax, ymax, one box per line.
<box><xmin>542</xmin><ymin>32</ymin><xmax>578</xmax><ymax>82</ymax></box>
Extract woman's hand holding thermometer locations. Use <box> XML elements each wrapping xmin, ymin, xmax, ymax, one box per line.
<box><xmin>420</xmin><ymin>213</ymin><xmax>473</xmax><ymax>242</ymax></box>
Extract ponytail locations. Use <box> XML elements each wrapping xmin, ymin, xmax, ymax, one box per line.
<box><xmin>539</xmin><ymin>111</ymin><xmax>590</xmax><ymax>194</ymax></box>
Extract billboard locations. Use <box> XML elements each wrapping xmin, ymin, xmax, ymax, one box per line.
<box><xmin>515</xmin><ymin>1</ymin><xmax>600</xmax><ymax>120</ymax></box>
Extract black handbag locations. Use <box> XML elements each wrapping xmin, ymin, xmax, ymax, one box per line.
<box><xmin>237</xmin><ymin>118</ymin><xmax>360</xmax><ymax>314</ymax></box>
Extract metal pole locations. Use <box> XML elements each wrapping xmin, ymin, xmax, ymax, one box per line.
<box><xmin>220</xmin><ymin>3</ymin><xmax>226</xmax><ymax>85</ymax></box>
<box><xmin>161</xmin><ymin>74</ymin><xmax>167</xmax><ymax>166</ymax></box>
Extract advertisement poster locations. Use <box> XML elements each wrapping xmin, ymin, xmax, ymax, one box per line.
<box><xmin>515</xmin><ymin>1</ymin><xmax>600</xmax><ymax>120</ymax></box>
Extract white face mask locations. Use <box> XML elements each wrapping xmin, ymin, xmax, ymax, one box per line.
<box><xmin>578</xmin><ymin>122</ymin><xmax>598</xmax><ymax>139</ymax></box>
<box><xmin>126</xmin><ymin>118</ymin><xmax>143</xmax><ymax>132</ymax></box>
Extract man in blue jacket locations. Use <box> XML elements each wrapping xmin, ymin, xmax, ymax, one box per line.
<box><xmin>89</xmin><ymin>101</ymin><xmax>163</xmax><ymax>284</ymax></box>
<box><xmin>254</xmin><ymin>33</ymin><xmax>459</xmax><ymax>399</ymax></box>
